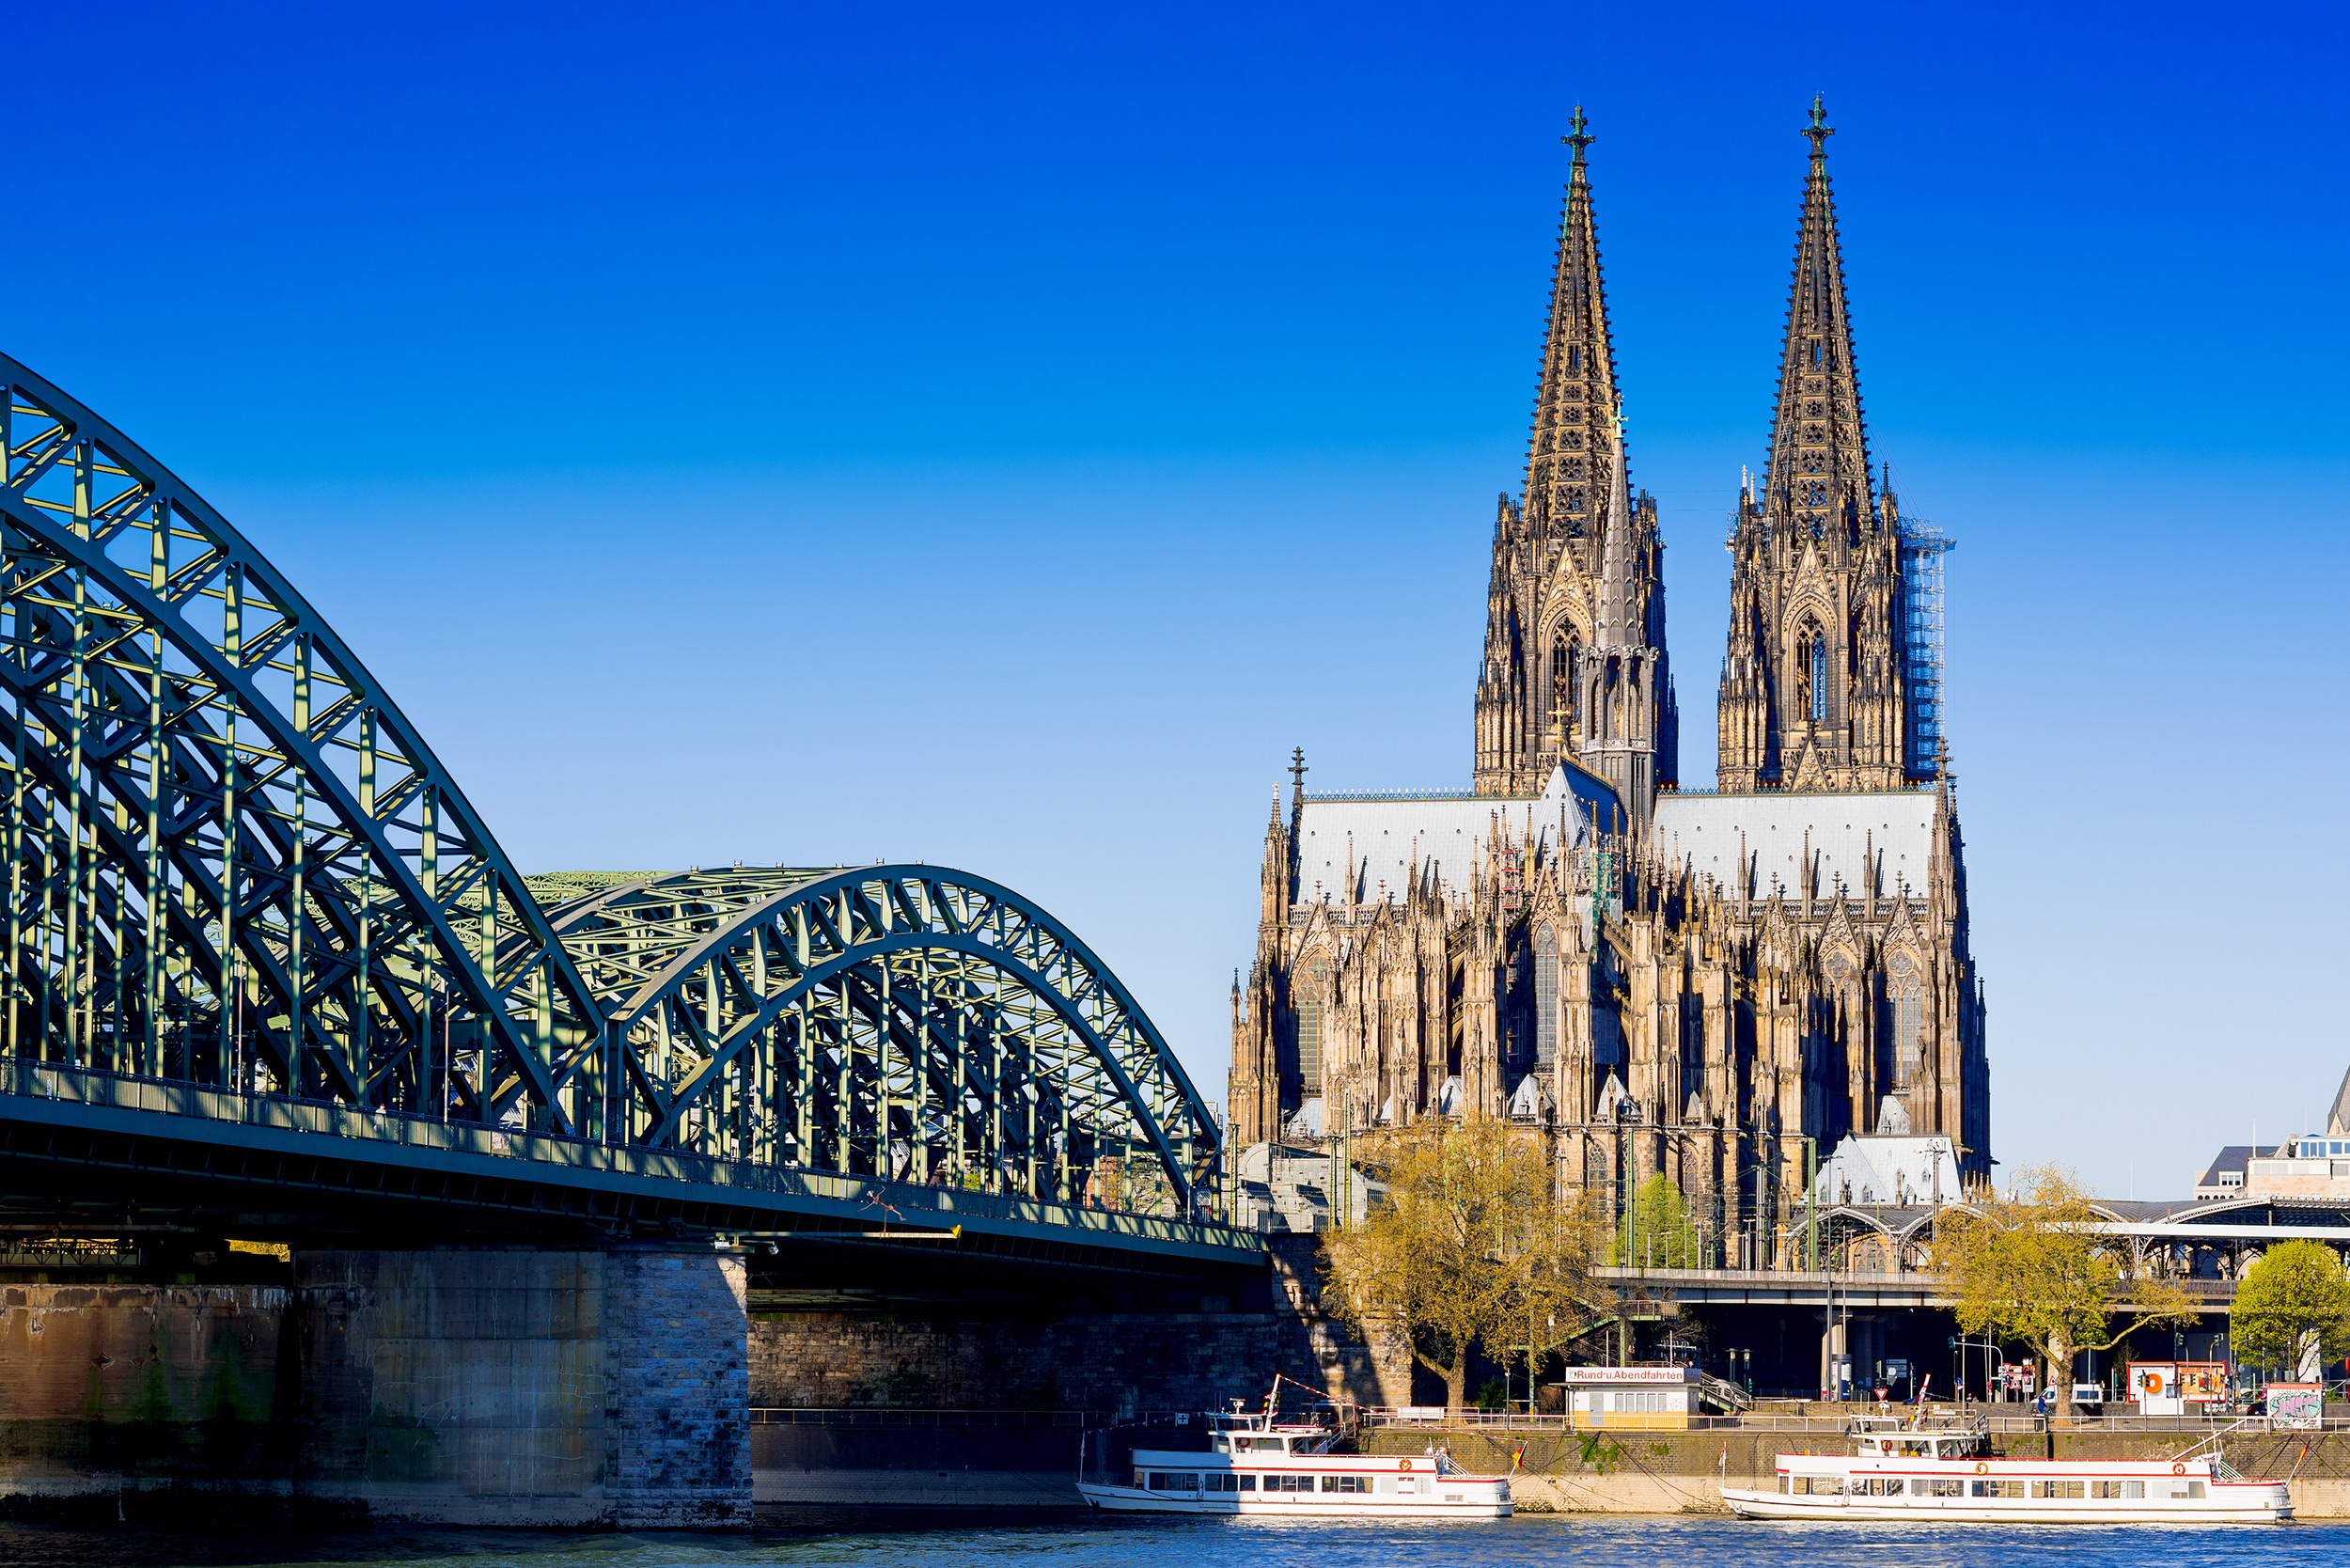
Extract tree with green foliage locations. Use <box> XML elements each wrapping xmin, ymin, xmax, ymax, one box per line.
<box><xmin>2232</xmin><ymin>1240</ymin><xmax>2350</xmax><ymax>1380</ymax></box>
<box><xmin>1322</xmin><ymin>1117</ymin><xmax>1600</xmax><ymax>1408</ymax></box>
<box><xmin>1610</xmin><ymin>1174</ymin><xmax>1705</xmax><ymax>1268</ymax></box>
<box><xmin>1938</xmin><ymin>1163</ymin><xmax>2197</xmax><ymax>1415</ymax></box>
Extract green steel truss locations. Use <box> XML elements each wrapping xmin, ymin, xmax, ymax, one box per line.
<box><xmin>548</xmin><ymin>866</ymin><xmax>1214</xmax><ymax>1205</ymax></box>
<box><xmin>0</xmin><ymin>354</ymin><xmax>1214</xmax><ymax>1214</ymax></box>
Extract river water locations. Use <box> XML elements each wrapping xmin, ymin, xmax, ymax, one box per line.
<box><xmin>5</xmin><ymin>1512</ymin><xmax>2349</xmax><ymax>1568</ymax></box>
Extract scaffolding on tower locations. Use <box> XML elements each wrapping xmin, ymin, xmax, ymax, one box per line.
<box><xmin>1898</xmin><ymin>518</ymin><xmax>1954</xmax><ymax>779</ymax></box>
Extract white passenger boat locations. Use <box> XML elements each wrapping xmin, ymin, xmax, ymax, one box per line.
<box><xmin>1720</xmin><ymin>1416</ymin><xmax>2291</xmax><ymax>1524</ymax></box>
<box><xmin>1077</xmin><ymin>1396</ymin><xmax>1512</xmax><ymax>1517</ymax></box>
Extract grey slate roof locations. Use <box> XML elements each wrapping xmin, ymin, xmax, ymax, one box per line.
<box><xmin>1292</xmin><ymin>771</ymin><xmax>1940</xmax><ymax>909</ymax></box>
<box><xmin>1294</xmin><ymin>765</ymin><xmax>1615</xmax><ymax>904</ymax></box>
<box><xmin>2195</xmin><ymin>1145</ymin><xmax>2282</xmax><ymax>1192</ymax></box>
<box><xmin>1652</xmin><ymin>789</ymin><xmax>1938</xmax><ymax>902</ymax></box>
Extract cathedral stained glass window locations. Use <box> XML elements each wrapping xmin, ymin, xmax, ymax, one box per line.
<box><xmin>1890</xmin><ymin>953</ymin><xmax>1921</xmax><ymax>1090</ymax></box>
<box><xmin>1299</xmin><ymin>956</ymin><xmax>1327</xmax><ymax>1088</ymax></box>
<box><xmin>1534</xmin><ymin>926</ymin><xmax>1558</xmax><ymax>1065</ymax></box>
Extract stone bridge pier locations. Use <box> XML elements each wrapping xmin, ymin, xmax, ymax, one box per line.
<box><xmin>299</xmin><ymin>1244</ymin><xmax>751</xmax><ymax>1527</ymax></box>
<box><xmin>0</xmin><ymin>1243</ymin><xmax>752</xmax><ymax>1528</ymax></box>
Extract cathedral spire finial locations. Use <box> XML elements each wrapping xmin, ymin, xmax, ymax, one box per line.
<box><xmin>1805</xmin><ymin>94</ymin><xmax>1834</xmax><ymax>159</ymax></box>
<box><xmin>1563</xmin><ymin>104</ymin><xmax>1593</xmax><ymax>167</ymax></box>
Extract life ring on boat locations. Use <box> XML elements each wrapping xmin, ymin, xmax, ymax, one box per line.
<box><xmin>1974</xmin><ymin>1462</ymin><xmax>1987</xmax><ymax>1475</ymax></box>
<box><xmin>2172</xmin><ymin>1462</ymin><xmax>2186</xmax><ymax>1476</ymax></box>
<box><xmin>1400</xmin><ymin>1460</ymin><xmax>1414</xmax><ymax>1472</ymax></box>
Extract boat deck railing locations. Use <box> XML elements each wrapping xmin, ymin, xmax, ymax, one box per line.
<box><xmin>1355</xmin><ymin>1405</ymin><xmax>2350</xmax><ymax>1435</ymax></box>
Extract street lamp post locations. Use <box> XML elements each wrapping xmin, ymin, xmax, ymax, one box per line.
<box><xmin>1950</xmin><ymin>1335</ymin><xmax>1999</xmax><ymax>1404</ymax></box>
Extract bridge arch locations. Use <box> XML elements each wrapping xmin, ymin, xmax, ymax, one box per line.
<box><xmin>0</xmin><ymin>355</ymin><xmax>1215</xmax><ymax>1213</ymax></box>
<box><xmin>0</xmin><ymin>353</ymin><xmax>601</xmax><ymax>1128</ymax></box>
<box><xmin>549</xmin><ymin>866</ymin><xmax>1216</xmax><ymax>1205</ymax></box>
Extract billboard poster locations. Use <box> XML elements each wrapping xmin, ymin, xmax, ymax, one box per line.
<box><xmin>2268</xmin><ymin>1384</ymin><xmax>2323</xmax><ymax>1430</ymax></box>
<box><xmin>2177</xmin><ymin>1362</ymin><xmax>2228</xmax><ymax>1403</ymax></box>
<box><xmin>2129</xmin><ymin>1362</ymin><xmax>2179</xmax><ymax>1411</ymax></box>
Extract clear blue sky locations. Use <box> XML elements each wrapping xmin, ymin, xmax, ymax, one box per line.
<box><xmin>11</xmin><ymin>2</ymin><xmax>2345</xmax><ymax>1198</ymax></box>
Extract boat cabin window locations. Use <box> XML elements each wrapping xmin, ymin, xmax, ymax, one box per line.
<box><xmin>1234</xmin><ymin>1436</ymin><xmax>1287</xmax><ymax>1454</ymax></box>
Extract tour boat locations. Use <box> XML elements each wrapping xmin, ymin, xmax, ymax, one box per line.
<box><xmin>1076</xmin><ymin>1397</ymin><xmax>1512</xmax><ymax>1518</ymax></box>
<box><xmin>1720</xmin><ymin>1416</ymin><xmax>2291</xmax><ymax>1524</ymax></box>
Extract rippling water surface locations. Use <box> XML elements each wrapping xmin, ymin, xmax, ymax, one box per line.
<box><xmin>5</xmin><ymin>1512</ymin><xmax>2347</xmax><ymax>1568</ymax></box>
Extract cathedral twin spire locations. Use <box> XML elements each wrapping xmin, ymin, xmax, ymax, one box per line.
<box><xmin>1523</xmin><ymin>107</ymin><xmax>1630</xmax><ymax>546</ymax></box>
<box><xmin>1474</xmin><ymin>108</ymin><xmax>1673</xmax><ymax>816</ymax></box>
<box><xmin>1478</xmin><ymin>99</ymin><xmax>1925</xmax><ymax>812</ymax></box>
<box><xmin>1762</xmin><ymin>98</ymin><xmax>1874</xmax><ymax>541</ymax></box>
<box><xmin>1720</xmin><ymin>97</ymin><xmax>1917</xmax><ymax>792</ymax></box>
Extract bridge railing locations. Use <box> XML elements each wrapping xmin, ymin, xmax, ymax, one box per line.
<box><xmin>0</xmin><ymin>1057</ymin><xmax>1260</xmax><ymax>1256</ymax></box>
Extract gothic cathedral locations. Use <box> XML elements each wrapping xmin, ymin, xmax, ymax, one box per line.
<box><xmin>1228</xmin><ymin>106</ymin><xmax>1990</xmax><ymax>1258</ymax></box>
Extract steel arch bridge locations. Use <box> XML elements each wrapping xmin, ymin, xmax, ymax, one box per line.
<box><xmin>0</xmin><ymin>353</ymin><xmax>1220</xmax><ymax>1231</ymax></box>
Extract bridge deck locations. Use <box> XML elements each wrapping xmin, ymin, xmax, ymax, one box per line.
<box><xmin>1595</xmin><ymin>1264</ymin><xmax>2238</xmax><ymax>1309</ymax></box>
<box><xmin>0</xmin><ymin>1059</ymin><xmax>1261</xmax><ymax>1272</ymax></box>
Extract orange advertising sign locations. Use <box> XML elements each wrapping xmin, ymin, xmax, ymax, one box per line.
<box><xmin>2176</xmin><ymin>1362</ymin><xmax>2227</xmax><ymax>1402</ymax></box>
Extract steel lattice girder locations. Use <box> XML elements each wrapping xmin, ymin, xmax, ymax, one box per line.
<box><xmin>547</xmin><ymin>867</ymin><xmax>1219</xmax><ymax>1206</ymax></box>
<box><xmin>0</xmin><ymin>356</ymin><xmax>601</xmax><ymax>1130</ymax></box>
<box><xmin>0</xmin><ymin>353</ymin><xmax>1217</xmax><ymax>1213</ymax></box>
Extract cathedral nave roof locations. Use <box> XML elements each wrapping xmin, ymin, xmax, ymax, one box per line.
<box><xmin>1293</xmin><ymin>763</ymin><xmax>1619</xmax><ymax>904</ymax></box>
<box><xmin>1653</xmin><ymin>788</ymin><xmax>1936</xmax><ymax>902</ymax></box>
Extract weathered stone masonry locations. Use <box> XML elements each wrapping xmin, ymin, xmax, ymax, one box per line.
<box><xmin>605</xmin><ymin>1246</ymin><xmax>750</xmax><ymax>1528</ymax></box>
<box><xmin>0</xmin><ymin>1246</ymin><xmax>751</xmax><ymax>1528</ymax></box>
<box><xmin>750</xmin><ymin>1236</ymin><xmax>1410</xmax><ymax>1416</ymax></box>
